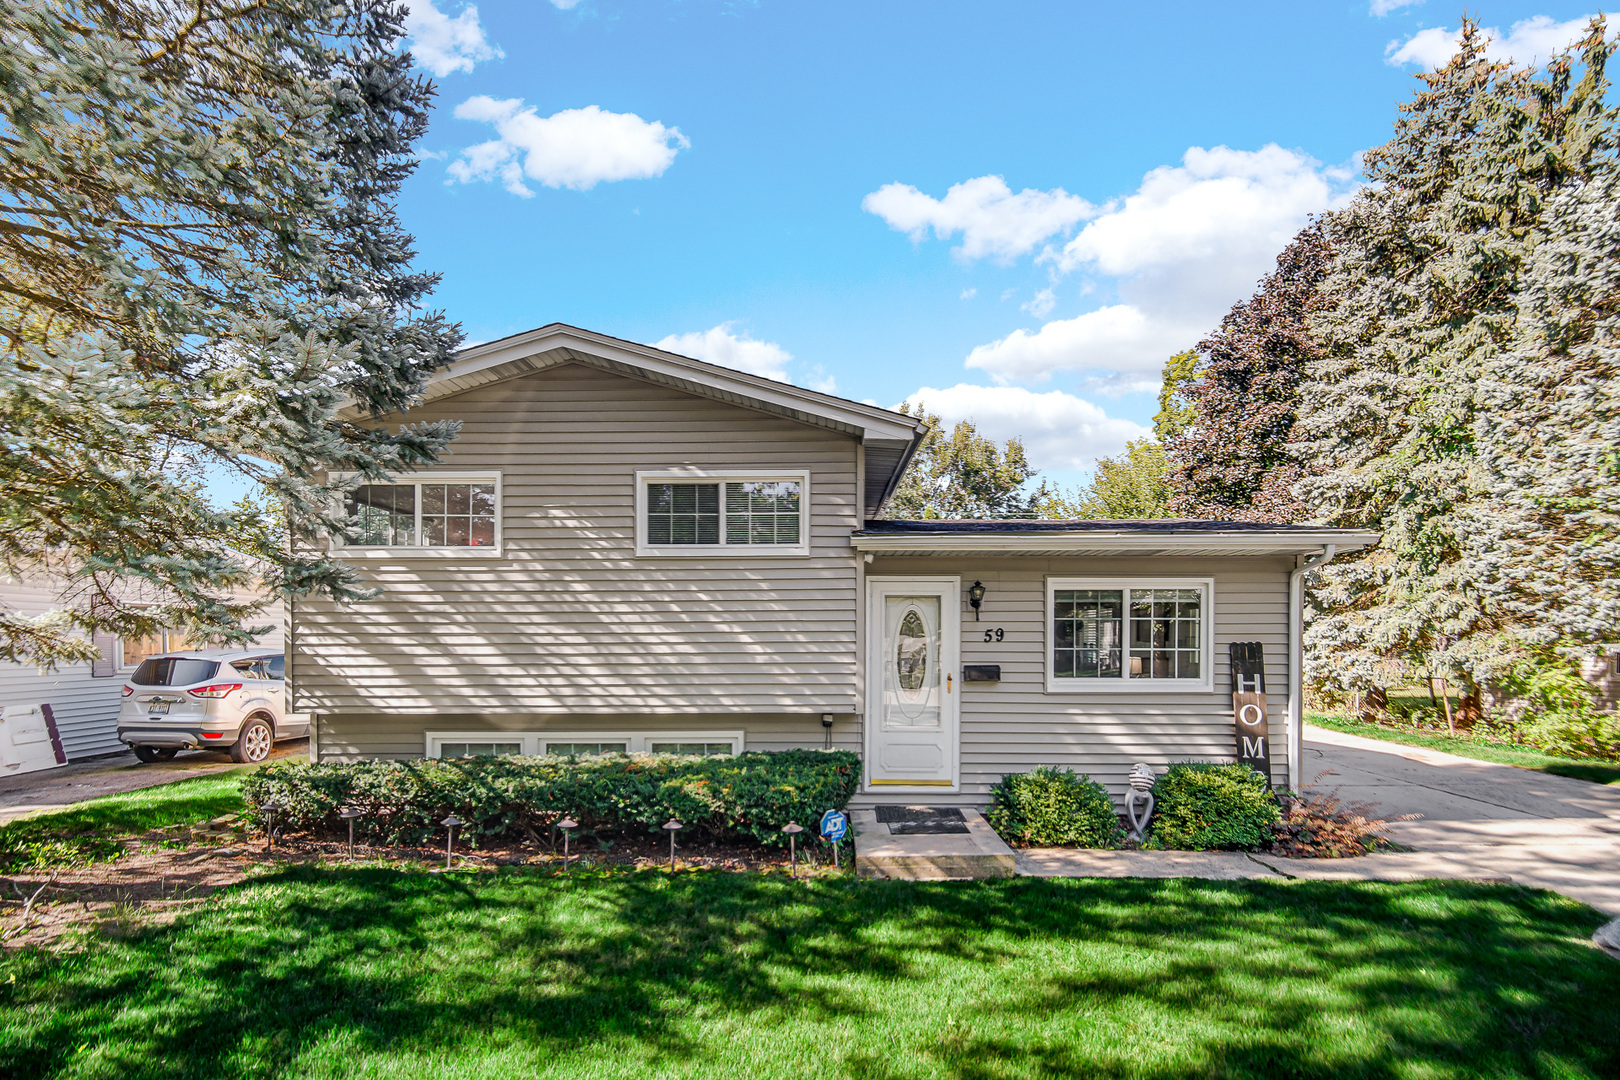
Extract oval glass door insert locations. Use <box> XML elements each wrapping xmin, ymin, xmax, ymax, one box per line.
<box><xmin>896</xmin><ymin>608</ymin><xmax>927</xmax><ymax>692</ymax></box>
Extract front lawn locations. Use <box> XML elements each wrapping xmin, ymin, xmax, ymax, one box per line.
<box><xmin>1308</xmin><ymin>714</ymin><xmax>1620</xmax><ymax>786</ymax></box>
<box><xmin>3</xmin><ymin>869</ymin><xmax>1616</xmax><ymax>1079</ymax></box>
<box><xmin>0</xmin><ymin>772</ymin><xmax>248</xmax><ymax>872</ymax></box>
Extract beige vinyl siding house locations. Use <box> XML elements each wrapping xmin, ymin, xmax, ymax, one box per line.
<box><xmin>294</xmin><ymin>324</ymin><xmax>1376</xmax><ymax>801</ymax></box>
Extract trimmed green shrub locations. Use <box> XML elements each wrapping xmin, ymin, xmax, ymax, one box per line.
<box><xmin>1150</xmin><ymin>762</ymin><xmax>1280</xmax><ymax>850</ymax></box>
<box><xmin>985</xmin><ymin>766</ymin><xmax>1124</xmax><ymax>848</ymax></box>
<box><xmin>241</xmin><ymin>749</ymin><xmax>860</xmax><ymax>848</ymax></box>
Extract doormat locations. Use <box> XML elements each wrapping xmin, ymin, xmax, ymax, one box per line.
<box><xmin>874</xmin><ymin>805</ymin><xmax>970</xmax><ymax>835</ymax></box>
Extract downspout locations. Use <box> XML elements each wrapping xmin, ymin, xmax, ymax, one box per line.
<box><xmin>1287</xmin><ymin>544</ymin><xmax>1336</xmax><ymax>791</ymax></box>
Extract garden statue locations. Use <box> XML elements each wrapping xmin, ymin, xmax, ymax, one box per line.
<box><xmin>1125</xmin><ymin>763</ymin><xmax>1156</xmax><ymax>840</ymax></box>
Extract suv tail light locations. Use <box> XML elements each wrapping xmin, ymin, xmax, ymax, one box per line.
<box><xmin>121</xmin><ymin>685</ymin><xmax>134</xmax><ymax>697</ymax></box>
<box><xmin>188</xmin><ymin>683</ymin><xmax>243</xmax><ymax>699</ymax></box>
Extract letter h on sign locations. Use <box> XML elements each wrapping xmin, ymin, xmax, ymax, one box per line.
<box><xmin>1229</xmin><ymin>641</ymin><xmax>1270</xmax><ymax>784</ymax></box>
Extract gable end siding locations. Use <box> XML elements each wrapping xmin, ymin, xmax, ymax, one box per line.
<box><xmin>294</xmin><ymin>364</ymin><xmax>861</xmax><ymax>727</ymax></box>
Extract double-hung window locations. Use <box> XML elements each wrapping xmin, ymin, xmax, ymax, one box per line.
<box><xmin>339</xmin><ymin>472</ymin><xmax>502</xmax><ymax>556</ymax></box>
<box><xmin>1047</xmin><ymin>578</ymin><xmax>1213</xmax><ymax>692</ymax></box>
<box><xmin>636</xmin><ymin>471</ymin><xmax>810</xmax><ymax>556</ymax></box>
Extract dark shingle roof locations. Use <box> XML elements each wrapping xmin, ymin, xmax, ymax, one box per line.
<box><xmin>858</xmin><ymin>519</ymin><xmax>1345</xmax><ymax>535</ymax></box>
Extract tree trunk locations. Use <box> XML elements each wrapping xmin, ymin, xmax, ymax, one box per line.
<box><xmin>1455</xmin><ymin>689</ymin><xmax>1482</xmax><ymax>729</ymax></box>
<box><xmin>1359</xmin><ymin>686</ymin><xmax>1389</xmax><ymax>723</ymax></box>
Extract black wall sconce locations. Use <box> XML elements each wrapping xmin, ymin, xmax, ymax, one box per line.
<box><xmin>967</xmin><ymin>580</ymin><xmax>986</xmax><ymax>621</ymax></box>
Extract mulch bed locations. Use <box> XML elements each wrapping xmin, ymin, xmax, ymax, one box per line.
<box><xmin>1</xmin><ymin>829</ymin><xmax>836</xmax><ymax>951</ymax></box>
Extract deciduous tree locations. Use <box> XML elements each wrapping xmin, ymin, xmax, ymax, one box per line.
<box><xmin>885</xmin><ymin>406</ymin><xmax>1039</xmax><ymax>519</ymax></box>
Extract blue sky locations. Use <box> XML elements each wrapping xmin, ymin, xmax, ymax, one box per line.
<box><xmin>396</xmin><ymin>0</ymin><xmax>1604</xmax><ymax>494</ymax></box>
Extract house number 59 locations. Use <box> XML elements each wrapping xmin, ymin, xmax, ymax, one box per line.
<box><xmin>982</xmin><ymin>628</ymin><xmax>1005</xmax><ymax>642</ymax></box>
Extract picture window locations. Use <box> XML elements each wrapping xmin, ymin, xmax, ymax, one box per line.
<box><xmin>1047</xmin><ymin>579</ymin><xmax>1212</xmax><ymax>692</ymax></box>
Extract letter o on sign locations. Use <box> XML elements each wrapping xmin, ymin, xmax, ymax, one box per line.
<box><xmin>1238</xmin><ymin>703</ymin><xmax>1265</xmax><ymax>726</ymax></box>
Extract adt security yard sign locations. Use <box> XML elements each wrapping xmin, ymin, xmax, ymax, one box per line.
<box><xmin>820</xmin><ymin>809</ymin><xmax>848</xmax><ymax>842</ymax></box>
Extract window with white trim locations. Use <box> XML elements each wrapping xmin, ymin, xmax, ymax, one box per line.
<box><xmin>636</xmin><ymin>471</ymin><xmax>810</xmax><ymax>556</ymax></box>
<box><xmin>426</xmin><ymin>731</ymin><xmax>744</xmax><ymax>759</ymax></box>
<box><xmin>119</xmin><ymin>629</ymin><xmax>196</xmax><ymax>671</ymax></box>
<box><xmin>339</xmin><ymin>473</ymin><xmax>501</xmax><ymax>555</ymax></box>
<box><xmin>1047</xmin><ymin>579</ymin><xmax>1213</xmax><ymax>692</ymax></box>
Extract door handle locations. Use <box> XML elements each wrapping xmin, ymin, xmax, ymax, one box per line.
<box><xmin>946</xmin><ymin>673</ymin><xmax>952</xmax><ymax>693</ymax></box>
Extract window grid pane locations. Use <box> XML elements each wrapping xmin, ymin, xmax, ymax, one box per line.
<box><xmin>648</xmin><ymin>742</ymin><xmax>735</xmax><ymax>756</ymax></box>
<box><xmin>648</xmin><ymin>483</ymin><xmax>720</xmax><ymax>546</ymax></box>
<box><xmin>724</xmin><ymin>481</ymin><xmax>801</xmax><ymax>545</ymax></box>
<box><xmin>1052</xmin><ymin>589</ymin><xmax>1123</xmax><ymax>680</ymax></box>
<box><xmin>1128</xmin><ymin>588</ymin><xmax>1201</xmax><ymax>680</ymax></box>
<box><xmin>421</xmin><ymin>483</ymin><xmax>496</xmax><ymax>548</ymax></box>
<box><xmin>545</xmin><ymin>742</ymin><xmax>629</xmax><ymax>757</ymax></box>
<box><xmin>348</xmin><ymin>484</ymin><xmax>415</xmax><ymax>545</ymax></box>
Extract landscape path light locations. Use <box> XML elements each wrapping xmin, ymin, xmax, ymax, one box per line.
<box><xmin>339</xmin><ymin>807</ymin><xmax>363</xmax><ymax>860</ymax></box>
<box><xmin>662</xmin><ymin>818</ymin><xmax>683</xmax><ymax>869</ymax></box>
<box><xmin>782</xmin><ymin>822</ymin><xmax>805</xmax><ymax>878</ymax></box>
<box><xmin>441</xmin><ymin>814</ymin><xmax>464</xmax><ymax>871</ymax></box>
<box><xmin>259</xmin><ymin>799</ymin><xmax>283</xmax><ymax>854</ymax></box>
<box><xmin>556</xmin><ymin>817</ymin><xmax>578</xmax><ymax>872</ymax></box>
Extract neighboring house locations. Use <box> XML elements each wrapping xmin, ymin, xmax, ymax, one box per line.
<box><xmin>292</xmin><ymin>324</ymin><xmax>1376</xmax><ymax>800</ymax></box>
<box><xmin>1583</xmin><ymin>650</ymin><xmax>1620</xmax><ymax>713</ymax></box>
<box><xmin>0</xmin><ymin>576</ymin><xmax>285</xmax><ymax>771</ymax></box>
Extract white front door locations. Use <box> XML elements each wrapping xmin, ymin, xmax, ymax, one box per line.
<box><xmin>865</xmin><ymin>577</ymin><xmax>960</xmax><ymax>790</ymax></box>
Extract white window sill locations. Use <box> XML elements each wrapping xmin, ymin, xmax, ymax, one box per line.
<box><xmin>635</xmin><ymin>544</ymin><xmax>811</xmax><ymax>558</ymax></box>
<box><xmin>336</xmin><ymin>546</ymin><xmax>504</xmax><ymax>559</ymax></box>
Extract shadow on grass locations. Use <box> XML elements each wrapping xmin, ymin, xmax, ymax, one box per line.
<box><xmin>1541</xmin><ymin>762</ymin><xmax>1620</xmax><ymax>786</ymax></box>
<box><xmin>2</xmin><ymin>869</ymin><xmax>1617</xmax><ymax>1079</ymax></box>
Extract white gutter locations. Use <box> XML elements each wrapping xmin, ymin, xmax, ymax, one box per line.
<box><xmin>849</xmin><ymin>531</ymin><xmax>1377</xmax><ymax>555</ymax></box>
<box><xmin>1287</xmin><ymin>544</ymin><xmax>1336</xmax><ymax>791</ymax></box>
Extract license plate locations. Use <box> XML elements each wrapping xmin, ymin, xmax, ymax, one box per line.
<box><xmin>147</xmin><ymin>702</ymin><xmax>171</xmax><ymax>715</ymax></box>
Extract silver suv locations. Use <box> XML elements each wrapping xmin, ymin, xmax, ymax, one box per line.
<box><xmin>118</xmin><ymin>649</ymin><xmax>309</xmax><ymax>764</ymax></box>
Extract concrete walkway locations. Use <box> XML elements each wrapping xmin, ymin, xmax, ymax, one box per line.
<box><xmin>0</xmin><ymin>740</ymin><xmax>307</xmax><ymax>824</ymax></box>
<box><xmin>1019</xmin><ymin>724</ymin><xmax>1620</xmax><ymax>916</ymax></box>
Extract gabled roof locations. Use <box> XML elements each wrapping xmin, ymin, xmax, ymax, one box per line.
<box><xmin>421</xmin><ymin>324</ymin><xmax>926</xmax><ymax>517</ymax></box>
<box><xmin>853</xmin><ymin>519</ymin><xmax>1379</xmax><ymax>558</ymax></box>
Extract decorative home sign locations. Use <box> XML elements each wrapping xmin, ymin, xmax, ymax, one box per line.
<box><xmin>1228</xmin><ymin>641</ymin><xmax>1271</xmax><ymax>783</ymax></box>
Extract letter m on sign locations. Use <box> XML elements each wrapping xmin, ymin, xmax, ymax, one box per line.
<box><xmin>1229</xmin><ymin>641</ymin><xmax>1271</xmax><ymax>784</ymax></box>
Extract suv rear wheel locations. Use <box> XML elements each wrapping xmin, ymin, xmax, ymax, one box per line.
<box><xmin>231</xmin><ymin>718</ymin><xmax>274</xmax><ymax>764</ymax></box>
<box><xmin>132</xmin><ymin>746</ymin><xmax>177</xmax><ymax>764</ymax></box>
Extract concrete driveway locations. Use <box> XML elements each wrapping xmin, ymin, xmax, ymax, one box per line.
<box><xmin>1284</xmin><ymin>724</ymin><xmax>1620</xmax><ymax>913</ymax></box>
<box><xmin>0</xmin><ymin>740</ymin><xmax>308</xmax><ymax>824</ymax></box>
<box><xmin>1017</xmin><ymin>725</ymin><xmax>1620</xmax><ymax>917</ymax></box>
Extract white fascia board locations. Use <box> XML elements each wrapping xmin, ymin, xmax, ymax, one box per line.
<box><xmin>849</xmin><ymin>531</ymin><xmax>1380</xmax><ymax>555</ymax></box>
<box><xmin>434</xmin><ymin>324</ymin><xmax>925</xmax><ymax>445</ymax></box>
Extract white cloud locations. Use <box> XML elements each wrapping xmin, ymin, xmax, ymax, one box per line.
<box><xmin>960</xmin><ymin>288</ymin><xmax>977</xmax><ymax>301</ymax></box>
<box><xmin>965</xmin><ymin>306</ymin><xmax>1205</xmax><ymax>394</ymax></box>
<box><xmin>1021</xmin><ymin>288</ymin><xmax>1056</xmax><ymax>318</ymax></box>
<box><xmin>959</xmin><ymin>145</ymin><xmax>1355</xmax><ymax>392</ymax></box>
<box><xmin>1387</xmin><ymin>15</ymin><xmax>1598</xmax><ymax>68</ymax></box>
<box><xmin>1370</xmin><ymin>0</ymin><xmax>1422</xmax><ymax>15</ymax></box>
<box><xmin>404</xmin><ymin>1</ymin><xmax>502</xmax><ymax>77</ymax></box>
<box><xmin>902</xmin><ymin>384</ymin><xmax>1149</xmax><ymax>472</ymax></box>
<box><xmin>862</xmin><ymin>175</ymin><xmax>1093</xmax><ymax>262</ymax></box>
<box><xmin>1047</xmin><ymin>145</ymin><xmax>1345</xmax><ymax>278</ymax></box>
<box><xmin>654</xmin><ymin>324</ymin><xmax>793</xmax><ymax>382</ymax></box>
<box><xmin>448</xmin><ymin>98</ymin><xmax>689</xmax><ymax>194</ymax></box>
<box><xmin>550</xmin><ymin>0</ymin><xmax>583</xmax><ymax>8</ymax></box>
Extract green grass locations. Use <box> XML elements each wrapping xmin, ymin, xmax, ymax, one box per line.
<box><xmin>1308</xmin><ymin>713</ymin><xmax>1620</xmax><ymax>786</ymax></box>
<box><xmin>0</xmin><ymin>772</ymin><xmax>248</xmax><ymax>872</ymax></box>
<box><xmin>3</xmin><ymin>869</ymin><xmax>1617</xmax><ymax>1079</ymax></box>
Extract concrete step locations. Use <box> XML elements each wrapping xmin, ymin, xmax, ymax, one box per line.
<box><xmin>852</xmin><ymin>807</ymin><xmax>1015</xmax><ymax>880</ymax></box>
